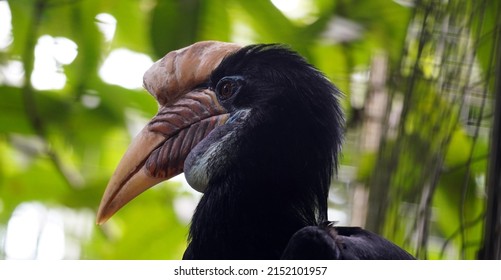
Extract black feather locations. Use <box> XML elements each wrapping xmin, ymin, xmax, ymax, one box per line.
<box><xmin>282</xmin><ymin>225</ymin><xmax>415</xmax><ymax>260</ymax></box>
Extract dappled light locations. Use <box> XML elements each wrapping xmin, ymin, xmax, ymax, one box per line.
<box><xmin>99</xmin><ymin>49</ymin><xmax>154</xmax><ymax>89</ymax></box>
<box><xmin>31</xmin><ymin>35</ymin><xmax>77</xmax><ymax>90</ymax></box>
<box><xmin>0</xmin><ymin>1</ymin><xmax>12</xmax><ymax>50</ymax></box>
<box><xmin>4</xmin><ymin>202</ymin><xmax>93</xmax><ymax>259</ymax></box>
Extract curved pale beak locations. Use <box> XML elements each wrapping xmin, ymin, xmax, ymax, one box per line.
<box><xmin>96</xmin><ymin>89</ymin><xmax>228</xmax><ymax>224</ymax></box>
<box><xmin>96</xmin><ymin>41</ymin><xmax>240</xmax><ymax>224</ymax></box>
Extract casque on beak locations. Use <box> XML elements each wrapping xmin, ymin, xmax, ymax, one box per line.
<box><xmin>96</xmin><ymin>41</ymin><xmax>241</xmax><ymax>224</ymax></box>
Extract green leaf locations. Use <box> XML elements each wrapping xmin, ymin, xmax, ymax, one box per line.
<box><xmin>0</xmin><ymin>86</ymin><xmax>33</xmax><ymax>135</ymax></box>
<box><xmin>8</xmin><ymin>0</ymin><xmax>35</xmax><ymax>58</ymax></box>
<box><xmin>149</xmin><ymin>0</ymin><xmax>203</xmax><ymax>58</ymax></box>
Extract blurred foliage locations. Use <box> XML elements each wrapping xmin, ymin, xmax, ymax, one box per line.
<box><xmin>0</xmin><ymin>0</ymin><xmax>498</xmax><ymax>259</ymax></box>
<box><xmin>361</xmin><ymin>0</ymin><xmax>498</xmax><ymax>260</ymax></box>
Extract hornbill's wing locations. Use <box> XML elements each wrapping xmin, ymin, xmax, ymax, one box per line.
<box><xmin>281</xmin><ymin>225</ymin><xmax>415</xmax><ymax>260</ymax></box>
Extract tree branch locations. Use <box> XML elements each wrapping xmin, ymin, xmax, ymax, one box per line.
<box><xmin>20</xmin><ymin>0</ymin><xmax>83</xmax><ymax>189</ymax></box>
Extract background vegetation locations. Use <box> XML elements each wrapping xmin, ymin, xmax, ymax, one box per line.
<box><xmin>0</xmin><ymin>0</ymin><xmax>499</xmax><ymax>259</ymax></box>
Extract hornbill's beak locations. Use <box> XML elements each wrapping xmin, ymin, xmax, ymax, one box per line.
<box><xmin>97</xmin><ymin>41</ymin><xmax>241</xmax><ymax>224</ymax></box>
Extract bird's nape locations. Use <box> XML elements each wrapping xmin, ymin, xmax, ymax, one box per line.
<box><xmin>96</xmin><ymin>41</ymin><xmax>415</xmax><ymax>260</ymax></box>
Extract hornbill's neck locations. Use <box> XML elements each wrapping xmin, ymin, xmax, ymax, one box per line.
<box><xmin>186</xmin><ymin>125</ymin><xmax>327</xmax><ymax>259</ymax></box>
<box><xmin>186</xmin><ymin>124</ymin><xmax>317</xmax><ymax>258</ymax></box>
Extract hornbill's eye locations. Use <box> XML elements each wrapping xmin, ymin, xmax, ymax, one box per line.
<box><xmin>215</xmin><ymin>76</ymin><xmax>244</xmax><ymax>101</ymax></box>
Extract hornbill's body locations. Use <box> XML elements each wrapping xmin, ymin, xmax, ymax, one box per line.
<box><xmin>97</xmin><ymin>41</ymin><xmax>414</xmax><ymax>260</ymax></box>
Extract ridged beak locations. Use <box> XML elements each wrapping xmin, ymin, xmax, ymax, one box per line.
<box><xmin>96</xmin><ymin>41</ymin><xmax>241</xmax><ymax>224</ymax></box>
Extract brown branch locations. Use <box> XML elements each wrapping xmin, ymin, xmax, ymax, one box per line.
<box><xmin>480</xmin><ymin>3</ymin><xmax>501</xmax><ymax>259</ymax></box>
<box><xmin>444</xmin><ymin>154</ymin><xmax>489</xmax><ymax>174</ymax></box>
<box><xmin>439</xmin><ymin>212</ymin><xmax>485</xmax><ymax>259</ymax></box>
<box><xmin>20</xmin><ymin>0</ymin><xmax>83</xmax><ymax>189</ymax></box>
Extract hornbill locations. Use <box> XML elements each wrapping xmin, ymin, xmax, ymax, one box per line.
<box><xmin>96</xmin><ymin>41</ymin><xmax>414</xmax><ymax>260</ymax></box>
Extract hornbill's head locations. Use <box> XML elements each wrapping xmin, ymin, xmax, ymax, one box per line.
<box><xmin>97</xmin><ymin>41</ymin><xmax>343</xmax><ymax>228</ymax></box>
